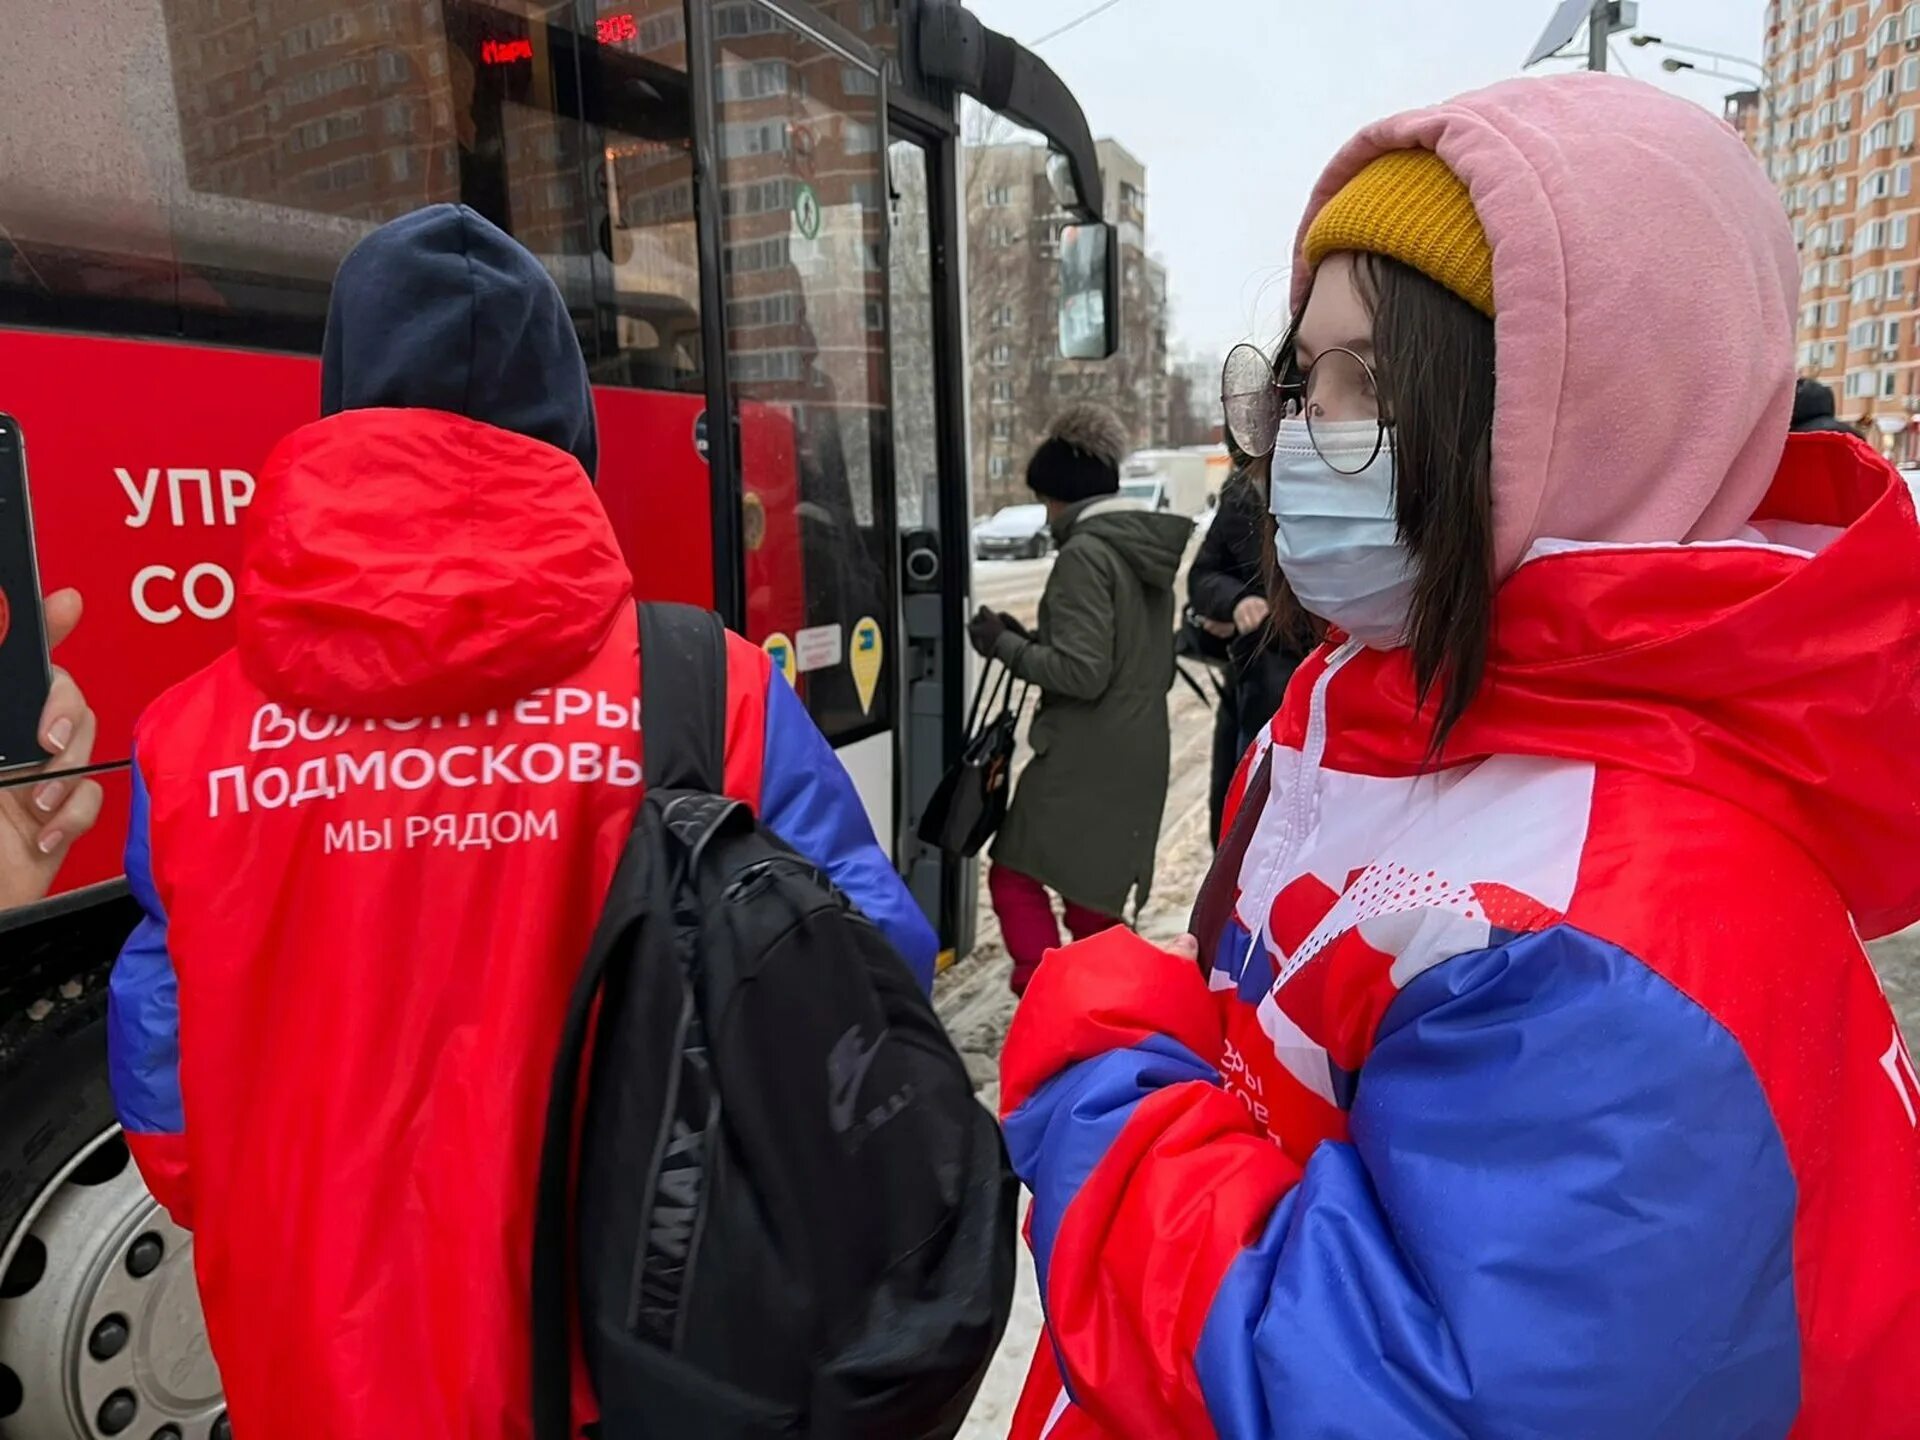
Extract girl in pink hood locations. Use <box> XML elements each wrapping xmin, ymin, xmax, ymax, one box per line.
<box><xmin>997</xmin><ymin>73</ymin><xmax>1920</xmax><ymax>1440</ymax></box>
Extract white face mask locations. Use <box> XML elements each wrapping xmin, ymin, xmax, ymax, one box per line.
<box><xmin>1267</xmin><ymin>419</ymin><xmax>1415</xmax><ymax>648</ymax></box>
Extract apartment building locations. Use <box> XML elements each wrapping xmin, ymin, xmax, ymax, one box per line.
<box><xmin>1764</xmin><ymin>0</ymin><xmax>1920</xmax><ymax>455</ymax></box>
<box><xmin>965</xmin><ymin>137</ymin><xmax>1171</xmax><ymax>513</ymax></box>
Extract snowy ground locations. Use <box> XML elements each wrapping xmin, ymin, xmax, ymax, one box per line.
<box><xmin>938</xmin><ymin>550</ymin><xmax>1216</xmax><ymax>1433</ymax></box>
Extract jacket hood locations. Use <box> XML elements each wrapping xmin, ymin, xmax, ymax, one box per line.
<box><xmin>1293</xmin><ymin>74</ymin><xmax>1799</xmax><ymax>579</ymax></box>
<box><xmin>1309</xmin><ymin>434</ymin><xmax>1920</xmax><ymax>939</ymax></box>
<box><xmin>1793</xmin><ymin>377</ymin><xmax>1839</xmax><ymax>426</ymax></box>
<box><xmin>1066</xmin><ymin>498</ymin><xmax>1190</xmax><ymax>589</ymax></box>
<box><xmin>1791</xmin><ymin>378</ymin><xmax>1857</xmax><ymax>433</ymax></box>
<box><xmin>237</xmin><ymin>409</ymin><xmax>632</xmax><ymax>718</ymax></box>
<box><xmin>321</xmin><ymin>204</ymin><xmax>598</xmax><ymax>478</ymax></box>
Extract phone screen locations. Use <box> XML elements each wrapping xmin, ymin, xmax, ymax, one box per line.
<box><xmin>0</xmin><ymin>415</ymin><xmax>51</xmax><ymax>772</ymax></box>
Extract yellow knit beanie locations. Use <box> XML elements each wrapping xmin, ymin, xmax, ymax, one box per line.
<box><xmin>1303</xmin><ymin>149</ymin><xmax>1495</xmax><ymax>317</ymax></box>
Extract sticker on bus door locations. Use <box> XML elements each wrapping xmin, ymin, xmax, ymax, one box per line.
<box><xmin>850</xmin><ymin>616</ymin><xmax>882</xmax><ymax>715</ymax></box>
<box><xmin>795</xmin><ymin>623</ymin><xmax>842</xmax><ymax>674</ymax></box>
<box><xmin>763</xmin><ymin>633</ymin><xmax>797</xmax><ymax>687</ymax></box>
<box><xmin>792</xmin><ymin>183</ymin><xmax>822</xmax><ymax>242</ymax></box>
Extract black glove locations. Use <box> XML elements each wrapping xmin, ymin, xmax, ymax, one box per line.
<box><xmin>968</xmin><ymin>606</ymin><xmax>1009</xmax><ymax>657</ymax></box>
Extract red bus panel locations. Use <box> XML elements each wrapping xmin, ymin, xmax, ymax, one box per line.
<box><xmin>2</xmin><ymin>328</ymin><xmax>812</xmax><ymax>899</ymax></box>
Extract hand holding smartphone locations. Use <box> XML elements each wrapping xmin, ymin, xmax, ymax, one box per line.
<box><xmin>0</xmin><ymin>414</ymin><xmax>105</xmax><ymax>911</ymax></box>
<box><xmin>0</xmin><ymin>413</ymin><xmax>51</xmax><ymax>772</ymax></box>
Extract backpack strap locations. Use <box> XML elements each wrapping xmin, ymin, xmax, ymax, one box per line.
<box><xmin>530</xmin><ymin>891</ymin><xmax>609</xmax><ymax>1440</ymax></box>
<box><xmin>639</xmin><ymin>601</ymin><xmax>728</xmax><ymax>794</ymax></box>
<box><xmin>530</xmin><ymin>604</ymin><xmax>729</xmax><ymax>1440</ymax></box>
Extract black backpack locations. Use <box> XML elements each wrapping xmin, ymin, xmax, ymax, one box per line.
<box><xmin>531</xmin><ymin>603</ymin><xmax>1017</xmax><ymax>1440</ymax></box>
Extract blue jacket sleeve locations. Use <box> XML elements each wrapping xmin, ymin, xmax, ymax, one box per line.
<box><xmin>759</xmin><ymin>670</ymin><xmax>938</xmax><ymax>990</ymax></box>
<box><xmin>1003</xmin><ymin>925</ymin><xmax>1804</xmax><ymax>1440</ymax></box>
<box><xmin>107</xmin><ymin>751</ymin><xmax>193</xmax><ymax>1222</ymax></box>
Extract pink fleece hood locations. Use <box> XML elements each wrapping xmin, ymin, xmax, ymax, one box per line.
<box><xmin>1292</xmin><ymin>73</ymin><xmax>1800</xmax><ymax>579</ymax></box>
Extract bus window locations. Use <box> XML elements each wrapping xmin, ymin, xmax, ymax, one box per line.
<box><xmin>810</xmin><ymin>0</ymin><xmax>901</xmax><ymax>62</ymax></box>
<box><xmin>713</xmin><ymin>4</ymin><xmax>895</xmax><ymax>744</ymax></box>
<box><xmin>0</xmin><ymin>0</ymin><xmax>701</xmax><ymax>382</ymax></box>
<box><xmin>888</xmin><ymin>139</ymin><xmax>939</xmax><ymax>534</ymax></box>
<box><xmin>0</xmin><ymin>6</ymin><xmax>208</xmax><ymax>341</ymax></box>
<box><xmin>594</xmin><ymin>0</ymin><xmax>704</xmax><ymax>395</ymax></box>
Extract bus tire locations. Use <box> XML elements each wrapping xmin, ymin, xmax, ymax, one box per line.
<box><xmin>0</xmin><ymin>1012</ymin><xmax>225</xmax><ymax>1439</ymax></box>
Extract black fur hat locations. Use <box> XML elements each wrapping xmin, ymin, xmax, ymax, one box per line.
<box><xmin>1026</xmin><ymin>402</ymin><xmax>1128</xmax><ymax>504</ymax></box>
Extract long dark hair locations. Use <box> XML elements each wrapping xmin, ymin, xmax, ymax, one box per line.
<box><xmin>1265</xmin><ymin>252</ymin><xmax>1497</xmax><ymax>749</ymax></box>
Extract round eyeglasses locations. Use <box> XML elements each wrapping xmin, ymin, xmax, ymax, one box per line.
<box><xmin>1221</xmin><ymin>342</ymin><xmax>1388</xmax><ymax>476</ymax></box>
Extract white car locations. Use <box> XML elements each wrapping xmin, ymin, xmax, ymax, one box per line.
<box><xmin>973</xmin><ymin>503</ymin><xmax>1053</xmax><ymax>561</ymax></box>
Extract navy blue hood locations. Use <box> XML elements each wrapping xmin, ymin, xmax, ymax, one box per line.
<box><xmin>320</xmin><ymin>204</ymin><xmax>597</xmax><ymax>479</ymax></box>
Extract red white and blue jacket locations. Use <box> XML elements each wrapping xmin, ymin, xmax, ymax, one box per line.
<box><xmin>1000</xmin><ymin>434</ymin><xmax>1920</xmax><ymax>1440</ymax></box>
<box><xmin>107</xmin><ymin>408</ymin><xmax>935</xmax><ymax>1439</ymax></box>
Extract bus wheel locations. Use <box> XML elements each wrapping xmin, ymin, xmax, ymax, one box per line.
<box><xmin>0</xmin><ymin>1026</ymin><xmax>225</xmax><ymax>1440</ymax></box>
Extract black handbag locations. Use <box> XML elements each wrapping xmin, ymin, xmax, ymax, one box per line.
<box><xmin>917</xmin><ymin>658</ymin><xmax>1030</xmax><ymax>857</ymax></box>
<box><xmin>1172</xmin><ymin>606</ymin><xmax>1230</xmax><ymax>708</ymax></box>
<box><xmin>1176</xmin><ymin>602</ymin><xmax>1234</xmax><ymax>668</ymax></box>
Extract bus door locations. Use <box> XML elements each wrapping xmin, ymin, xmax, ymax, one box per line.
<box><xmin>884</xmin><ymin>128</ymin><xmax>970</xmax><ymax>962</ymax></box>
<box><xmin>701</xmin><ymin>2</ymin><xmax>904</xmax><ymax>865</ymax></box>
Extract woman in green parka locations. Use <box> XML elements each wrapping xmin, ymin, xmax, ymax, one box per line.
<box><xmin>969</xmin><ymin>403</ymin><xmax>1193</xmax><ymax>994</ymax></box>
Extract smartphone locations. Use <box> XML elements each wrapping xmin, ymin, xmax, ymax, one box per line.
<box><xmin>0</xmin><ymin>414</ymin><xmax>52</xmax><ymax>774</ymax></box>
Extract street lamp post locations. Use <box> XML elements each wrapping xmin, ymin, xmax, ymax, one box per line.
<box><xmin>1661</xmin><ymin>56</ymin><xmax>1764</xmax><ymax>86</ymax></box>
<box><xmin>1630</xmin><ymin>33</ymin><xmax>1766</xmax><ymax>80</ymax></box>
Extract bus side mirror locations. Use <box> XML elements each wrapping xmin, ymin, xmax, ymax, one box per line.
<box><xmin>1059</xmin><ymin>223</ymin><xmax>1119</xmax><ymax>360</ymax></box>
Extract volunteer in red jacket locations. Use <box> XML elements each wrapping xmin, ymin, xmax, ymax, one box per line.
<box><xmin>999</xmin><ymin>75</ymin><xmax>1920</xmax><ymax>1439</ymax></box>
<box><xmin>106</xmin><ymin>204</ymin><xmax>935</xmax><ymax>1439</ymax></box>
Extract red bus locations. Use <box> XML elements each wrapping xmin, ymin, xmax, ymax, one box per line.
<box><xmin>0</xmin><ymin>2</ymin><xmax>1115</xmax><ymax>1433</ymax></box>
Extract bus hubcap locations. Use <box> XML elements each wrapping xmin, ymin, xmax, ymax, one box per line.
<box><xmin>0</xmin><ymin>1129</ymin><xmax>225</xmax><ymax>1439</ymax></box>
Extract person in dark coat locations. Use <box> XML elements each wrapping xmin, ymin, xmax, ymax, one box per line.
<box><xmin>1790</xmin><ymin>377</ymin><xmax>1863</xmax><ymax>436</ymax></box>
<box><xmin>968</xmin><ymin>403</ymin><xmax>1192</xmax><ymax>995</ymax></box>
<box><xmin>1188</xmin><ymin>436</ymin><xmax>1311</xmax><ymax>845</ymax></box>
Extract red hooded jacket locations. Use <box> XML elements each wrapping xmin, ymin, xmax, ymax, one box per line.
<box><xmin>1001</xmin><ymin>435</ymin><xmax>1920</xmax><ymax>1439</ymax></box>
<box><xmin>105</xmin><ymin>404</ymin><xmax>935</xmax><ymax>1438</ymax></box>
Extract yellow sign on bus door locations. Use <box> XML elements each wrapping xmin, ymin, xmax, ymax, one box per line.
<box><xmin>763</xmin><ymin>632</ymin><xmax>796</xmax><ymax>687</ymax></box>
<box><xmin>850</xmin><ymin>616</ymin><xmax>883</xmax><ymax>715</ymax></box>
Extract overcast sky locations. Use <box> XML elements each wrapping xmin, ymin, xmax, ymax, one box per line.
<box><xmin>962</xmin><ymin>0</ymin><xmax>1771</xmax><ymax>366</ymax></box>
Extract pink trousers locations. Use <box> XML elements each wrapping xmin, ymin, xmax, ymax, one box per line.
<box><xmin>989</xmin><ymin>863</ymin><xmax>1121</xmax><ymax>997</ymax></box>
